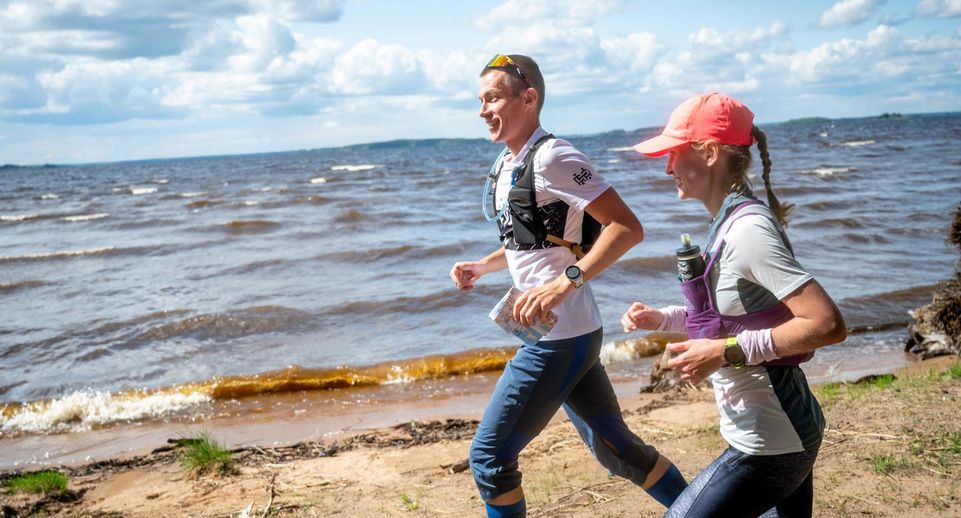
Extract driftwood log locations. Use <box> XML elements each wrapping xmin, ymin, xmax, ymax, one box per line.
<box><xmin>905</xmin><ymin>203</ymin><xmax>961</xmax><ymax>358</ymax></box>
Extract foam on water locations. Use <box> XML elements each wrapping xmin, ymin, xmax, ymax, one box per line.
<box><xmin>309</xmin><ymin>177</ymin><xmax>328</xmax><ymax>184</ymax></box>
<box><xmin>129</xmin><ymin>186</ymin><xmax>158</xmax><ymax>195</ymax></box>
<box><xmin>839</xmin><ymin>139</ymin><xmax>876</xmax><ymax>147</ymax></box>
<box><xmin>330</xmin><ymin>164</ymin><xmax>379</xmax><ymax>172</ymax></box>
<box><xmin>1</xmin><ymin>389</ymin><xmax>211</xmax><ymax>434</ymax></box>
<box><xmin>62</xmin><ymin>213</ymin><xmax>109</xmax><ymax>222</ymax></box>
<box><xmin>0</xmin><ymin>246</ymin><xmax>115</xmax><ymax>263</ymax></box>
<box><xmin>802</xmin><ymin>166</ymin><xmax>855</xmax><ymax>177</ymax></box>
<box><xmin>1</xmin><ymin>214</ymin><xmax>39</xmax><ymax>222</ymax></box>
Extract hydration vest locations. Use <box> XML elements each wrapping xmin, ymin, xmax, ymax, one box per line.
<box><xmin>491</xmin><ymin>134</ymin><xmax>602</xmax><ymax>259</ymax></box>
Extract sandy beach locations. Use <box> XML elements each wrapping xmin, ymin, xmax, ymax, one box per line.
<box><xmin>2</xmin><ymin>355</ymin><xmax>959</xmax><ymax>517</ymax></box>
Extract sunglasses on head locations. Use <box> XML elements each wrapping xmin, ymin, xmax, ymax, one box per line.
<box><xmin>485</xmin><ymin>54</ymin><xmax>529</xmax><ymax>84</ymax></box>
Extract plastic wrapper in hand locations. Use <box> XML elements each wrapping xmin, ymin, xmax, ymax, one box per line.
<box><xmin>489</xmin><ymin>287</ymin><xmax>558</xmax><ymax>345</ymax></box>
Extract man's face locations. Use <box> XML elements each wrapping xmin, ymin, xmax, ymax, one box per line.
<box><xmin>478</xmin><ymin>71</ymin><xmax>528</xmax><ymax>145</ymax></box>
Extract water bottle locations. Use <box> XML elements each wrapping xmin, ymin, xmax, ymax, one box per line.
<box><xmin>676</xmin><ymin>233</ymin><xmax>705</xmax><ymax>281</ymax></box>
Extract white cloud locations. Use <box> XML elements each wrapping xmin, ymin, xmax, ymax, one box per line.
<box><xmin>27</xmin><ymin>58</ymin><xmax>184</xmax><ymax>123</ymax></box>
<box><xmin>329</xmin><ymin>38</ymin><xmax>427</xmax><ymax>95</ymax></box>
<box><xmin>475</xmin><ymin>0</ymin><xmax>621</xmax><ymax>31</ymax></box>
<box><xmin>819</xmin><ymin>0</ymin><xmax>883</xmax><ymax>28</ymax></box>
<box><xmin>227</xmin><ymin>14</ymin><xmax>296</xmax><ymax>72</ymax></box>
<box><xmin>601</xmin><ymin>32</ymin><xmax>660</xmax><ymax>73</ymax></box>
<box><xmin>914</xmin><ymin>0</ymin><xmax>961</xmax><ymax>17</ymax></box>
<box><xmin>252</xmin><ymin>0</ymin><xmax>344</xmax><ymax>22</ymax></box>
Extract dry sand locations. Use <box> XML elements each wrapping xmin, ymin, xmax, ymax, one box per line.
<box><xmin>3</xmin><ymin>356</ymin><xmax>960</xmax><ymax>517</ymax></box>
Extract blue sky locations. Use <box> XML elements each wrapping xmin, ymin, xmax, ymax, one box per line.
<box><xmin>1</xmin><ymin>0</ymin><xmax>959</xmax><ymax>164</ymax></box>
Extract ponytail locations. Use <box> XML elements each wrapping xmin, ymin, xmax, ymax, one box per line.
<box><xmin>752</xmin><ymin>125</ymin><xmax>793</xmax><ymax>227</ymax></box>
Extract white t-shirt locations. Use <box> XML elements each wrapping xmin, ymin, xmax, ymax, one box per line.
<box><xmin>493</xmin><ymin>127</ymin><xmax>610</xmax><ymax>340</ymax></box>
<box><xmin>707</xmin><ymin>204</ymin><xmax>820</xmax><ymax>455</ymax></box>
<box><xmin>710</xmin><ymin>212</ymin><xmax>813</xmax><ymax>316</ymax></box>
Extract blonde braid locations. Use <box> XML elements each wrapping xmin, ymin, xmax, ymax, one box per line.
<box><xmin>753</xmin><ymin>125</ymin><xmax>794</xmax><ymax>226</ymax></box>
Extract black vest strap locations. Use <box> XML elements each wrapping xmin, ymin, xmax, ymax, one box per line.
<box><xmin>494</xmin><ymin>135</ymin><xmax>603</xmax><ymax>256</ymax></box>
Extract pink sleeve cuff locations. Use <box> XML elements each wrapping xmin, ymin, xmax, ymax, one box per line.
<box><xmin>656</xmin><ymin>305</ymin><xmax>688</xmax><ymax>334</ymax></box>
<box><xmin>736</xmin><ymin>328</ymin><xmax>781</xmax><ymax>365</ymax></box>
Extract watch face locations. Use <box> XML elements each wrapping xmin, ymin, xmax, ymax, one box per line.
<box><xmin>724</xmin><ymin>344</ymin><xmax>747</xmax><ymax>365</ymax></box>
<box><xmin>565</xmin><ymin>265</ymin><xmax>580</xmax><ymax>278</ymax></box>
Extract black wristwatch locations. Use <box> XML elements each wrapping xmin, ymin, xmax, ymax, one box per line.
<box><xmin>564</xmin><ymin>265</ymin><xmax>584</xmax><ymax>288</ymax></box>
<box><xmin>723</xmin><ymin>336</ymin><xmax>746</xmax><ymax>369</ymax></box>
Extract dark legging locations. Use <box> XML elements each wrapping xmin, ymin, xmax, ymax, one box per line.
<box><xmin>469</xmin><ymin>327</ymin><xmax>662</xmax><ymax>502</ymax></box>
<box><xmin>665</xmin><ymin>444</ymin><xmax>819</xmax><ymax>518</ymax></box>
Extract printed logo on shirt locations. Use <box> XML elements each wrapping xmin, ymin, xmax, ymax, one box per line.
<box><xmin>573</xmin><ymin>167</ymin><xmax>593</xmax><ymax>186</ymax></box>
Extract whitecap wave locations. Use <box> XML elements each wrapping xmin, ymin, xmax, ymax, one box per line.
<box><xmin>330</xmin><ymin>164</ymin><xmax>379</xmax><ymax>172</ymax></box>
<box><xmin>130</xmin><ymin>186</ymin><xmax>158</xmax><ymax>195</ymax></box>
<box><xmin>180</xmin><ymin>192</ymin><xmax>206</xmax><ymax>198</ymax></box>
<box><xmin>839</xmin><ymin>139</ymin><xmax>875</xmax><ymax>147</ymax></box>
<box><xmin>62</xmin><ymin>213</ymin><xmax>109</xmax><ymax>222</ymax></box>
<box><xmin>41</xmin><ymin>193</ymin><xmax>59</xmax><ymax>200</ymax></box>
<box><xmin>802</xmin><ymin>167</ymin><xmax>855</xmax><ymax>177</ymax></box>
<box><xmin>153</xmin><ymin>179</ymin><xmax>169</xmax><ymax>184</ymax></box>
<box><xmin>607</xmin><ymin>146</ymin><xmax>635</xmax><ymax>152</ymax></box>
<box><xmin>1</xmin><ymin>389</ymin><xmax>211</xmax><ymax>434</ymax></box>
<box><xmin>310</xmin><ymin>177</ymin><xmax>328</xmax><ymax>184</ymax></box>
<box><xmin>1</xmin><ymin>214</ymin><xmax>39</xmax><ymax>222</ymax></box>
<box><xmin>0</xmin><ymin>246</ymin><xmax>115</xmax><ymax>263</ymax></box>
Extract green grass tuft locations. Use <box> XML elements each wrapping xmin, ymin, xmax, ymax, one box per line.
<box><xmin>870</xmin><ymin>452</ymin><xmax>908</xmax><ymax>474</ymax></box>
<box><xmin>178</xmin><ymin>431</ymin><xmax>235</xmax><ymax>476</ymax></box>
<box><xmin>2</xmin><ymin>470</ymin><xmax>68</xmax><ymax>494</ymax></box>
<box><xmin>401</xmin><ymin>491</ymin><xmax>419</xmax><ymax>511</ymax></box>
<box><xmin>942</xmin><ymin>362</ymin><xmax>961</xmax><ymax>381</ymax></box>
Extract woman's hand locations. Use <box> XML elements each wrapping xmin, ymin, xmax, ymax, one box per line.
<box><xmin>620</xmin><ymin>302</ymin><xmax>664</xmax><ymax>333</ymax></box>
<box><xmin>666</xmin><ymin>338</ymin><xmax>726</xmax><ymax>384</ymax></box>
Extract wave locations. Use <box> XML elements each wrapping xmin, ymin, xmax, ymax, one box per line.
<box><xmin>838</xmin><ymin>232</ymin><xmax>890</xmax><ymax>244</ymax></box>
<box><xmin>0</xmin><ymin>245</ymin><xmax>166</xmax><ymax>265</ymax></box>
<box><xmin>0</xmin><ymin>213</ymin><xmax>39</xmax><ymax>222</ymax></box>
<box><xmin>804</xmin><ymin>199</ymin><xmax>859</xmax><ymax>211</ymax></box>
<box><xmin>316</xmin><ymin>242</ymin><xmax>469</xmax><ymax>262</ymax></box>
<box><xmin>837</xmin><ymin>284</ymin><xmax>934</xmax><ymax>332</ymax></box>
<box><xmin>185</xmin><ymin>199</ymin><xmax>222</xmax><ymax>209</ymax></box>
<box><xmin>330</xmin><ymin>164</ymin><xmax>379</xmax><ymax>172</ymax></box>
<box><xmin>61</xmin><ymin>213</ymin><xmax>109</xmax><ymax>222</ymax></box>
<box><xmin>135</xmin><ymin>305</ymin><xmax>313</xmax><ymax>343</ymax></box>
<box><xmin>180</xmin><ymin>192</ymin><xmax>207</xmax><ymax>198</ymax></box>
<box><xmin>128</xmin><ymin>186</ymin><xmax>158</xmax><ymax>195</ymax></box>
<box><xmin>258</xmin><ymin>195</ymin><xmax>331</xmax><ymax>209</ymax></box>
<box><xmin>794</xmin><ymin>217</ymin><xmax>863</xmax><ymax>229</ymax></box>
<box><xmin>0</xmin><ymin>246</ymin><xmax>115</xmax><ymax>264</ymax></box>
<box><xmin>334</xmin><ymin>209</ymin><xmax>364</xmax><ymax>222</ymax></box>
<box><xmin>0</xmin><ymin>280</ymin><xmax>51</xmax><ymax>294</ymax></box>
<box><xmin>0</xmin><ymin>332</ymin><xmax>683</xmax><ymax>435</ymax></box>
<box><xmin>223</xmin><ymin>219</ymin><xmax>279</xmax><ymax>233</ymax></box>
<box><xmin>606</xmin><ymin>146</ymin><xmax>635</xmax><ymax>152</ymax></box>
<box><xmin>39</xmin><ymin>193</ymin><xmax>59</xmax><ymax>200</ymax></box>
<box><xmin>0</xmin><ymin>388</ymin><xmax>212</xmax><ymax>435</ymax></box>
<box><xmin>310</xmin><ymin>177</ymin><xmax>328</xmax><ymax>184</ymax></box>
<box><xmin>614</xmin><ymin>255</ymin><xmax>677</xmax><ymax>274</ymax></box>
<box><xmin>3</xmin><ymin>306</ymin><xmax>310</xmax><ymax>363</ymax></box>
<box><xmin>839</xmin><ymin>139</ymin><xmax>875</xmax><ymax>147</ymax></box>
<box><xmin>799</xmin><ymin>166</ymin><xmax>856</xmax><ymax>177</ymax></box>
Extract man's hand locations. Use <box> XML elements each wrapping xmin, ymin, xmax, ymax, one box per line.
<box><xmin>450</xmin><ymin>261</ymin><xmax>486</xmax><ymax>291</ymax></box>
<box><xmin>620</xmin><ymin>302</ymin><xmax>664</xmax><ymax>333</ymax></box>
<box><xmin>665</xmin><ymin>338</ymin><xmax>726</xmax><ymax>385</ymax></box>
<box><xmin>512</xmin><ymin>275</ymin><xmax>574</xmax><ymax>326</ymax></box>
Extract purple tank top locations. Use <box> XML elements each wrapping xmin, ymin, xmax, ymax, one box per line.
<box><xmin>680</xmin><ymin>200</ymin><xmax>813</xmax><ymax>366</ymax></box>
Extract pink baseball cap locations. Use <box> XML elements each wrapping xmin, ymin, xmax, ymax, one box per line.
<box><xmin>633</xmin><ymin>92</ymin><xmax>756</xmax><ymax>157</ymax></box>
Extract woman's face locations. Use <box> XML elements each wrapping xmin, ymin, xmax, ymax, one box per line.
<box><xmin>665</xmin><ymin>143</ymin><xmax>712</xmax><ymax>202</ymax></box>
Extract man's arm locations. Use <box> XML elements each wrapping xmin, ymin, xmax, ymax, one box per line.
<box><xmin>513</xmin><ymin>187</ymin><xmax>643</xmax><ymax>324</ymax></box>
<box><xmin>449</xmin><ymin>246</ymin><xmax>508</xmax><ymax>291</ymax></box>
